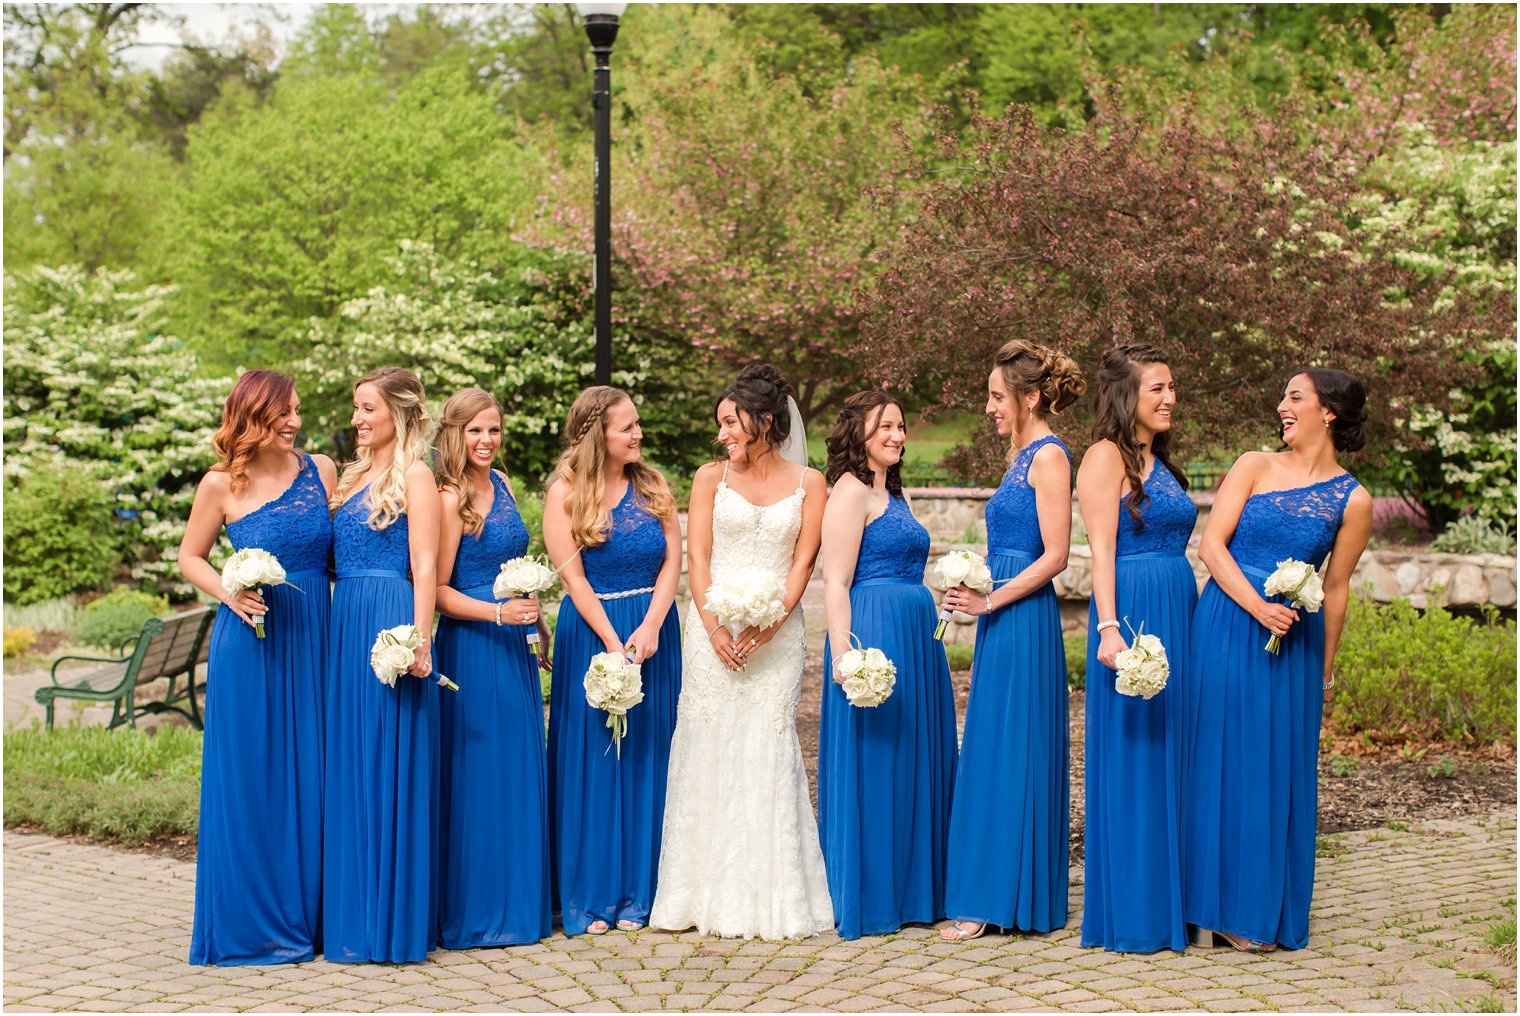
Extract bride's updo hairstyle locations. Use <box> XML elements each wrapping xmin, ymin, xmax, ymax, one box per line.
<box><xmin>329</xmin><ymin>366</ymin><xmax>432</xmax><ymax>530</ymax></box>
<box><xmin>554</xmin><ymin>385</ymin><xmax>674</xmax><ymax>549</ymax></box>
<box><xmin>1286</xmin><ymin>368</ymin><xmax>1369</xmax><ymax>453</ymax></box>
<box><xmin>714</xmin><ymin>363</ymin><xmax>796</xmax><ymax>457</ymax></box>
<box><xmin>825</xmin><ymin>390</ymin><xmax>905</xmax><ymax>497</ymax></box>
<box><xmin>993</xmin><ymin>339</ymin><xmax>1086</xmax><ymax>456</ymax></box>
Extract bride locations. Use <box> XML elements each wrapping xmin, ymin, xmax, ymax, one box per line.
<box><xmin>650</xmin><ymin>364</ymin><xmax>834</xmax><ymax>939</ymax></box>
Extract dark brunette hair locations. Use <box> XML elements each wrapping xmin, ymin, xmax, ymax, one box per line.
<box><xmin>1092</xmin><ymin>343</ymin><xmax>1188</xmax><ymax>528</ymax></box>
<box><xmin>825</xmin><ymin>391</ymin><xmax>905</xmax><ymax>496</ymax></box>
<box><xmin>1286</xmin><ymin>368</ymin><xmax>1369</xmax><ymax>453</ymax></box>
<box><xmin>713</xmin><ymin>363</ymin><xmax>796</xmax><ymax>457</ymax></box>
<box><xmin>993</xmin><ymin>339</ymin><xmax>1086</xmax><ymax>458</ymax></box>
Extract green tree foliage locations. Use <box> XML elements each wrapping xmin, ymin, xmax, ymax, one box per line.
<box><xmin>2</xmin><ymin>461</ymin><xmax>123</xmax><ymax>603</ymax></box>
<box><xmin>3</xmin><ymin>266</ymin><xmax>229</xmax><ymax>593</ymax></box>
<box><xmin>174</xmin><ymin>62</ymin><xmax>540</xmax><ymax>372</ymax></box>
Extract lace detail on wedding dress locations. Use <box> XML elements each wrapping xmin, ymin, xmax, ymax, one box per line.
<box><xmin>649</xmin><ymin>468</ymin><xmax>833</xmax><ymax>940</ymax></box>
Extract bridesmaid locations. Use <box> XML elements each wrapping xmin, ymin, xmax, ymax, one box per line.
<box><xmin>433</xmin><ymin>388</ymin><xmax>553</xmax><ymax>948</ymax></box>
<box><xmin>544</xmin><ymin>386</ymin><xmax>682</xmax><ymax>936</ymax></box>
<box><xmin>940</xmin><ymin>339</ymin><xmax>1086</xmax><ymax>942</ymax></box>
<box><xmin>181</xmin><ymin>370</ymin><xmax>333</xmax><ymax>965</ymax></box>
<box><xmin>1182</xmin><ymin>369</ymin><xmax>1371</xmax><ymax>952</ymax></box>
<box><xmin>1077</xmin><ymin>344</ymin><xmax>1195</xmax><ymax>953</ymax></box>
<box><xmin>323</xmin><ymin>366</ymin><xmax>443</xmax><ymax>964</ymax></box>
<box><xmin>818</xmin><ymin>391</ymin><xmax>957</xmax><ymax>940</ymax></box>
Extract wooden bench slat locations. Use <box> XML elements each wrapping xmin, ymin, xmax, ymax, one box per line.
<box><xmin>67</xmin><ymin>663</ymin><xmax>131</xmax><ymax>693</ymax></box>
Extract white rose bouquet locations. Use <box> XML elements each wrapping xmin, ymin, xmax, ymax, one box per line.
<box><xmin>584</xmin><ymin>650</ymin><xmax>644</xmax><ymax>757</ymax></box>
<box><xmin>929</xmin><ymin>550</ymin><xmax>995</xmax><ymax>641</ymax></box>
<box><xmin>370</xmin><ymin>624</ymin><xmax>459</xmax><ymax>692</ymax></box>
<box><xmin>494</xmin><ymin>555</ymin><xmax>558</xmax><ymax>665</ymax></box>
<box><xmin>220</xmin><ymin>548</ymin><xmax>302</xmax><ymax>638</ymax></box>
<box><xmin>1112</xmin><ymin>621</ymin><xmax>1169</xmax><ymax>700</ymax></box>
<box><xmin>833</xmin><ymin>634</ymin><xmax>897</xmax><ymax>708</ymax></box>
<box><xmin>1261</xmin><ymin>558</ymin><xmax>1324</xmax><ymax>654</ymax></box>
<box><xmin>705</xmin><ymin>568</ymin><xmax>788</xmax><ymax>637</ymax></box>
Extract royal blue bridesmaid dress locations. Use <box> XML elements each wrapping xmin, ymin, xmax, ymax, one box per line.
<box><xmin>819</xmin><ymin>493</ymin><xmax>957</xmax><ymax>940</ymax></box>
<box><xmin>1182</xmin><ymin>472</ymin><xmax>1361</xmax><ymax>950</ymax></box>
<box><xmin>548</xmin><ymin>483</ymin><xmax>681</xmax><ymax>935</ymax></box>
<box><xmin>1082</xmin><ymin>465</ymin><xmax>1197</xmax><ymax>952</ymax></box>
<box><xmin>435</xmin><ymin>472</ymin><xmax>552</xmax><ymax>948</ymax></box>
<box><xmin>323</xmin><ymin>485</ymin><xmax>438</xmax><ymax>963</ymax></box>
<box><xmin>190</xmin><ymin>454</ymin><xmax>330</xmax><ymax>965</ymax></box>
<box><xmin>943</xmin><ymin>434</ymin><xmax>1072</xmax><ymax>933</ymax></box>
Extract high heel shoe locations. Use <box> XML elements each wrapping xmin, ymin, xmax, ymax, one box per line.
<box><xmin>939</xmin><ymin>921</ymin><xmax>988</xmax><ymax>943</ymax></box>
<box><xmin>1191</xmin><ymin>925</ymin><xmax>1276</xmax><ymax>953</ymax></box>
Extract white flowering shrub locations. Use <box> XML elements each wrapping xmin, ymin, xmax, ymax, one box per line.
<box><xmin>300</xmin><ymin>240</ymin><xmax>712</xmax><ymax>483</ymax></box>
<box><xmin>3</xmin><ymin>266</ymin><xmax>232</xmax><ymax>594</ymax></box>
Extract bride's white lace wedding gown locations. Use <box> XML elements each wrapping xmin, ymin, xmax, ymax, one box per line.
<box><xmin>649</xmin><ymin>465</ymin><xmax>834</xmax><ymax>940</ymax></box>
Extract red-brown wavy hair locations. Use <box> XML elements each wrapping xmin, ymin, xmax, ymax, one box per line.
<box><xmin>211</xmin><ymin>370</ymin><xmax>297</xmax><ymax>495</ymax></box>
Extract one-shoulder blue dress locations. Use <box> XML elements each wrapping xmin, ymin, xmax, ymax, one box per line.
<box><xmin>1082</xmin><ymin>464</ymin><xmax>1197</xmax><ymax>952</ymax></box>
<box><xmin>323</xmin><ymin>486</ymin><xmax>438</xmax><ymax>963</ymax></box>
<box><xmin>436</xmin><ymin>472</ymin><xmax>552</xmax><ymax>948</ymax></box>
<box><xmin>548</xmin><ymin>484</ymin><xmax>681</xmax><ymax>935</ymax></box>
<box><xmin>191</xmin><ymin>454</ymin><xmax>330</xmax><ymax>965</ymax></box>
<box><xmin>1182</xmin><ymin>472</ymin><xmax>1361</xmax><ymax>950</ymax></box>
<box><xmin>943</xmin><ymin>435</ymin><xmax>1072</xmax><ymax>933</ymax></box>
<box><xmin>819</xmin><ymin>493</ymin><xmax>957</xmax><ymax>940</ymax></box>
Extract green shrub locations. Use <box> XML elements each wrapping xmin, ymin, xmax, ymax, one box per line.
<box><xmin>1</xmin><ymin>464</ymin><xmax>122</xmax><ymax>604</ymax></box>
<box><xmin>944</xmin><ymin>642</ymin><xmax>974</xmax><ymax>672</ymax></box>
<box><xmin>3</xmin><ymin>626</ymin><xmax>37</xmax><ymax>657</ymax></box>
<box><xmin>1065</xmin><ymin>633</ymin><xmax>1087</xmax><ymax>691</ymax></box>
<box><xmin>1331</xmin><ymin>595</ymin><xmax>1516</xmax><ymax>743</ymax></box>
<box><xmin>74</xmin><ymin>588</ymin><xmax>170</xmax><ymax>651</ymax></box>
<box><xmin>516</xmin><ymin>491</ymin><xmax>546</xmax><ymax>560</ymax></box>
<box><xmin>3</xmin><ymin>724</ymin><xmax>201</xmax><ymax>846</ymax></box>
<box><xmin>1430</xmin><ymin>515</ymin><xmax>1516</xmax><ymax>556</ymax></box>
<box><xmin>3</xmin><ymin>597</ymin><xmax>81</xmax><ymax>633</ymax></box>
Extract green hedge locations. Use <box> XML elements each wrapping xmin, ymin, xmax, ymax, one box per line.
<box><xmin>1332</xmin><ymin>596</ymin><xmax>1516</xmax><ymax>743</ymax></box>
<box><xmin>74</xmin><ymin>588</ymin><xmax>170</xmax><ymax>650</ymax></box>
<box><xmin>4</xmin><ymin>725</ymin><xmax>201</xmax><ymax>846</ymax></box>
<box><xmin>2</xmin><ymin>464</ymin><xmax>122</xmax><ymax>605</ymax></box>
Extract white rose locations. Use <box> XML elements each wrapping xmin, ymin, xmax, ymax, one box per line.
<box><xmin>1113</xmin><ymin>646</ymin><xmax>1144</xmax><ymax>673</ymax></box>
<box><xmin>865</xmin><ymin>667</ymin><xmax>894</xmax><ymax>696</ymax></box>
<box><xmin>381</xmin><ymin>642</ymin><xmax>414</xmax><ymax>673</ymax></box>
<box><xmin>1135</xmin><ymin>633</ymin><xmax>1166</xmax><ymax>659</ymax></box>
<box><xmin>841</xmin><ymin>676</ymin><xmax>871</xmax><ymax>702</ymax></box>
<box><xmin>836</xmin><ymin>649</ymin><xmax>866</xmax><ymax>678</ymax></box>
<box><xmin>935</xmin><ymin>552</ymin><xmax>972</xmax><ymax>587</ymax></box>
<box><xmin>964</xmin><ymin>560</ymin><xmax>994</xmax><ymax>594</ymax></box>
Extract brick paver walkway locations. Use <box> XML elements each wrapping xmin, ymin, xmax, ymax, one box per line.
<box><xmin>5</xmin><ymin>811</ymin><xmax>1515</xmax><ymax>1013</ymax></box>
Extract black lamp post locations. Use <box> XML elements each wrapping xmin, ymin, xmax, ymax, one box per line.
<box><xmin>578</xmin><ymin>2</ymin><xmax>626</xmax><ymax>386</ymax></box>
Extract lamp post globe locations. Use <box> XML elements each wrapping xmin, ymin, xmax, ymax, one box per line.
<box><xmin>578</xmin><ymin>2</ymin><xmax>626</xmax><ymax>386</ymax></box>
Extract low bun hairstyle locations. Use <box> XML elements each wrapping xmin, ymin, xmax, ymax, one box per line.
<box><xmin>714</xmin><ymin>363</ymin><xmax>797</xmax><ymax>456</ymax></box>
<box><xmin>825</xmin><ymin>391</ymin><xmax>905</xmax><ymax>497</ymax></box>
<box><xmin>1289</xmin><ymin>368</ymin><xmax>1368</xmax><ymax>453</ymax></box>
<box><xmin>1092</xmin><ymin>344</ymin><xmax>1188</xmax><ymax>528</ymax></box>
<box><xmin>993</xmin><ymin>339</ymin><xmax>1086</xmax><ymax>455</ymax></box>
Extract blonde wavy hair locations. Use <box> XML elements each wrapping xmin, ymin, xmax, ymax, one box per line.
<box><xmin>554</xmin><ymin>386</ymin><xmax>674</xmax><ymax>548</ymax></box>
<box><xmin>433</xmin><ymin>387</ymin><xmax>501</xmax><ymax>537</ymax></box>
<box><xmin>329</xmin><ymin>367</ymin><xmax>433</xmax><ymax>529</ymax></box>
<box><xmin>993</xmin><ymin>339</ymin><xmax>1086</xmax><ymax>458</ymax></box>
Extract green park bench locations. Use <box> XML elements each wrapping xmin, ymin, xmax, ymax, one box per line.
<box><xmin>35</xmin><ymin>607</ymin><xmax>215</xmax><ymax>731</ymax></box>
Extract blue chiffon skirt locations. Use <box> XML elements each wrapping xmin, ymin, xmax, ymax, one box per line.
<box><xmin>943</xmin><ymin>550</ymin><xmax>1069</xmax><ymax>932</ymax></box>
<box><xmin>190</xmin><ymin>570</ymin><xmax>329</xmax><ymax>965</ymax></box>
<box><xmin>1182</xmin><ymin>572</ymin><xmax>1326</xmax><ymax>950</ymax></box>
<box><xmin>1082</xmin><ymin>552</ymin><xmax>1194</xmax><ymax>953</ymax></box>
<box><xmin>322</xmin><ymin>572</ymin><xmax>439</xmax><ymax>964</ymax></box>
<box><xmin>819</xmin><ymin>578</ymin><xmax>957</xmax><ymax>940</ymax></box>
<box><xmin>547</xmin><ymin>593</ymin><xmax>681</xmax><ymax>935</ymax></box>
<box><xmin>435</xmin><ymin>584</ymin><xmax>552</xmax><ymax>948</ymax></box>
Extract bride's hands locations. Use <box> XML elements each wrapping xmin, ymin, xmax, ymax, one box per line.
<box><xmin>708</xmin><ymin>625</ymin><xmax>746</xmax><ymax>671</ymax></box>
<box><xmin>732</xmin><ymin>618</ymin><xmax>784</xmax><ymax>660</ymax></box>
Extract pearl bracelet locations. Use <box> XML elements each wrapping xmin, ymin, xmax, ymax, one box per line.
<box><xmin>495</xmin><ymin>601</ymin><xmax>504</xmax><ymax>626</ymax></box>
<box><xmin>1096</xmin><ymin>619</ymin><xmax>1121</xmax><ymax>633</ymax></box>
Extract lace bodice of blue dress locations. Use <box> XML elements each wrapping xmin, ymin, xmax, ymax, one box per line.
<box><xmin>1116</xmin><ymin>464</ymin><xmax>1197</xmax><ymax>557</ymax></box>
<box><xmin>333</xmin><ymin>482</ymin><xmax>411</xmax><ymax>574</ymax></box>
<box><xmin>451</xmin><ymin>473</ymin><xmax>529</xmax><ymax>591</ymax></box>
<box><xmin>1227</xmin><ymin>472</ymin><xmax>1361</xmax><ymax>573</ymax></box>
<box><xmin>853</xmin><ymin>494</ymin><xmax>930</xmax><ymax>583</ymax></box>
<box><xmin>580</xmin><ymin>482</ymin><xmax>667</xmax><ymax>594</ymax></box>
<box><xmin>225</xmin><ymin>454</ymin><xmax>332</xmax><ymax>570</ymax></box>
<box><xmin>985</xmin><ymin>435</ymin><xmax>1071</xmax><ymax>556</ymax></box>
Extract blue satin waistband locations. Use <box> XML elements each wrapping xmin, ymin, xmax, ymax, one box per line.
<box><xmin>987</xmin><ymin>548</ymin><xmax>1036</xmax><ymax>560</ymax></box>
<box><xmin>284</xmin><ymin>569</ymin><xmax>330</xmax><ymax>582</ymax></box>
<box><xmin>458</xmin><ymin>582</ymin><xmax>500</xmax><ymax>600</ymax></box>
<box><xmin>1237</xmin><ymin>563</ymin><xmax>1274</xmax><ymax>584</ymax></box>
<box><xmin>1117</xmin><ymin>550</ymin><xmax>1189</xmax><ymax>562</ymax></box>
<box><xmin>852</xmin><ymin>576</ymin><xmax>924</xmax><ymax>589</ymax></box>
<box><xmin>336</xmin><ymin>569</ymin><xmax>408</xmax><ymax>581</ymax></box>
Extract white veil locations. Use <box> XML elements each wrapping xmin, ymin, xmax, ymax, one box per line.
<box><xmin>777</xmin><ymin>396</ymin><xmax>808</xmax><ymax>467</ymax></box>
